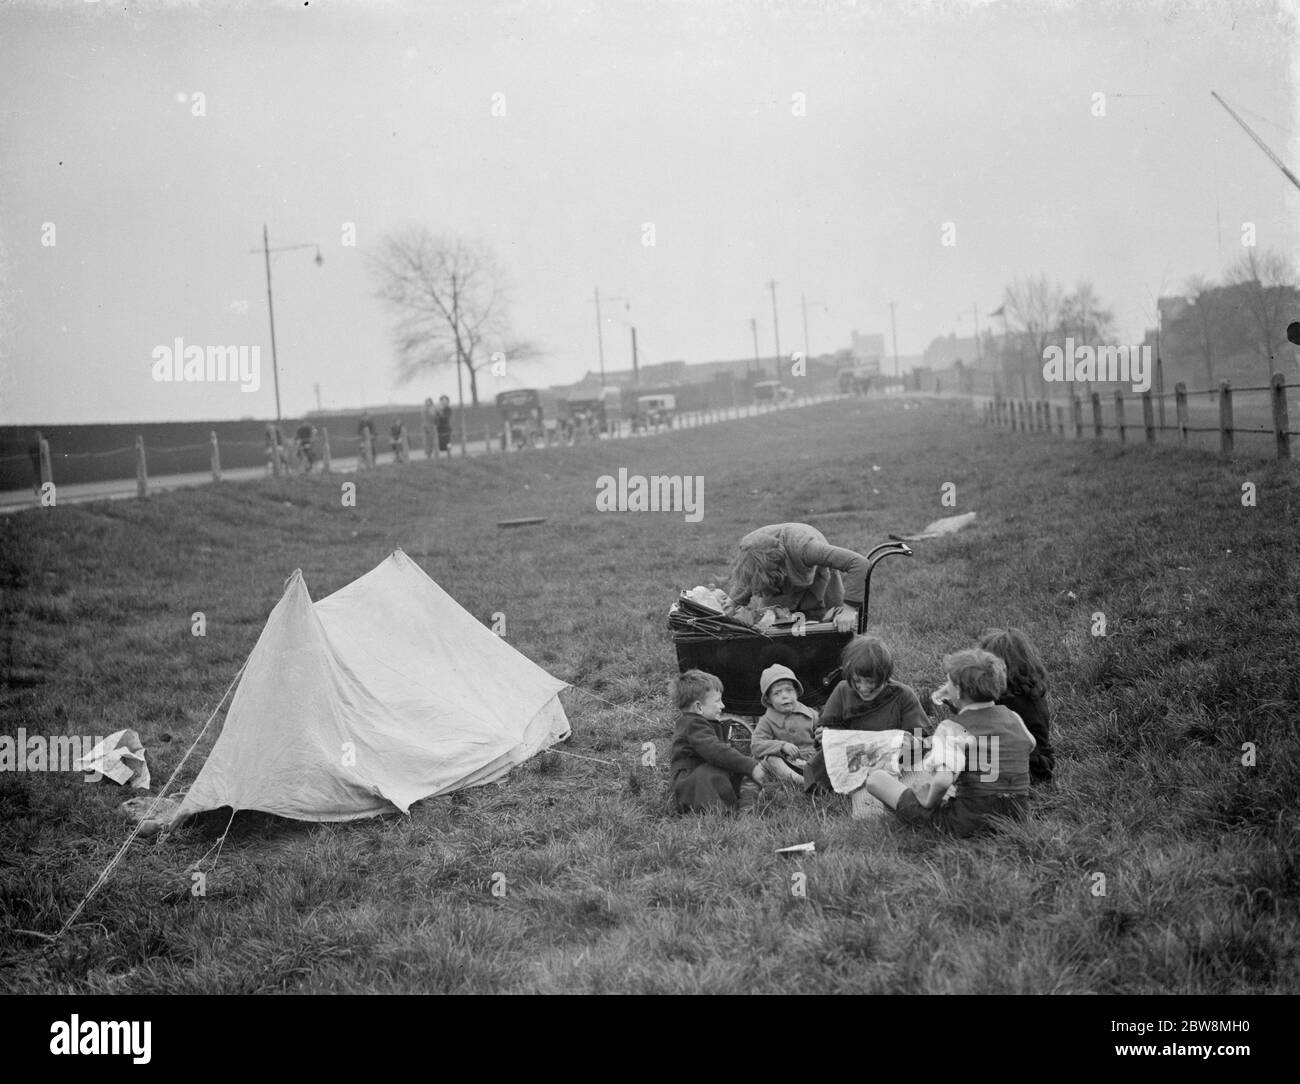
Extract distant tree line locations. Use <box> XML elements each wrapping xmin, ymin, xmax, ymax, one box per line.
<box><xmin>994</xmin><ymin>248</ymin><xmax>1299</xmax><ymax>397</ymax></box>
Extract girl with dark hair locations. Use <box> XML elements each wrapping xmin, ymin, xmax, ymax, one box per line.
<box><xmin>978</xmin><ymin>627</ymin><xmax>1054</xmax><ymax>783</ymax></box>
<box><xmin>800</xmin><ymin>634</ymin><xmax>929</xmax><ymax>795</ymax></box>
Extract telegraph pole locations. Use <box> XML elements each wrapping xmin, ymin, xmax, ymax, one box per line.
<box><xmin>973</xmin><ymin>303</ymin><xmax>982</xmax><ymax>362</ymax></box>
<box><xmin>889</xmin><ymin>300</ymin><xmax>900</xmax><ymax>380</ymax></box>
<box><xmin>262</xmin><ymin>225</ymin><xmax>282</xmax><ymax>423</ymax></box>
<box><xmin>591</xmin><ymin>287</ymin><xmax>630</xmax><ymax>386</ymax></box>
<box><xmin>768</xmin><ymin>278</ymin><xmax>781</xmax><ymax>379</ymax></box>
<box><xmin>801</xmin><ymin>293</ymin><xmax>811</xmax><ymax>367</ymax></box>
<box><xmin>593</xmin><ymin>286</ymin><xmax>606</xmax><ymax>385</ymax></box>
<box><xmin>252</xmin><ymin>225</ymin><xmax>323</xmax><ymax>424</ymax></box>
<box><xmin>750</xmin><ymin>317</ymin><xmax>760</xmax><ymax>375</ymax></box>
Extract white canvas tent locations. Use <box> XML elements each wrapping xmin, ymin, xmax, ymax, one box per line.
<box><xmin>173</xmin><ymin>549</ymin><xmax>570</xmax><ymax>823</ymax></box>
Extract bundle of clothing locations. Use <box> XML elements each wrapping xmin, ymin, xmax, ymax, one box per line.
<box><xmin>669</xmin><ymin>585</ymin><xmax>802</xmax><ymax>634</ymax></box>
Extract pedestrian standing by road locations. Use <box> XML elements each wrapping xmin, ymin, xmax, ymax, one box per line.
<box><xmin>294</xmin><ymin>420</ymin><xmax>316</xmax><ymax>472</ymax></box>
<box><xmin>389</xmin><ymin>417</ymin><xmax>407</xmax><ymax>463</ymax></box>
<box><xmin>357</xmin><ymin>411</ymin><xmax>377</xmax><ymax>466</ymax></box>
<box><xmin>434</xmin><ymin>395</ymin><xmax>453</xmax><ymax>458</ymax></box>
<box><xmin>421</xmin><ymin>398</ymin><xmax>436</xmax><ymax>459</ymax></box>
<box><xmin>265</xmin><ymin>423</ymin><xmax>290</xmax><ymax>474</ymax></box>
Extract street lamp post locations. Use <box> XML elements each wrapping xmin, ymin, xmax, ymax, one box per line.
<box><xmin>252</xmin><ymin>224</ymin><xmax>324</xmax><ymax>424</ymax></box>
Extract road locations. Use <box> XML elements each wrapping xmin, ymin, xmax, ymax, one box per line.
<box><xmin>0</xmin><ymin>397</ymin><xmax>838</xmax><ymax>515</ymax></box>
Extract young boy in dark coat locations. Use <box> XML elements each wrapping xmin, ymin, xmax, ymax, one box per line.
<box><xmin>669</xmin><ymin>669</ymin><xmax>770</xmax><ymax>813</ymax></box>
<box><xmin>802</xmin><ymin>635</ymin><xmax>929</xmax><ymax>795</ymax></box>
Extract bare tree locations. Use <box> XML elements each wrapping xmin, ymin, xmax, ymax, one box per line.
<box><xmin>1058</xmin><ymin>281</ymin><xmax>1115</xmax><ymax>400</ymax></box>
<box><xmin>1003</xmin><ymin>273</ymin><xmax>1065</xmax><ymax>397</ymax></box>
<box><xmin>1182</xmin><ymin>274</ymin><xmax>1222</xmax><ymax>390</ymax></box>
<box><xmin>1225</xmin><ymin>248</ymin><xmax>1299</xmax><ymax>380</ymax></box>
<box><xmin>370</xmin><ymin>228</ymin><xmax>540</xmax><ymax>406</ymax></box>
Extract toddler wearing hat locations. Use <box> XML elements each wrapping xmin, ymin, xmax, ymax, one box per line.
<box><xmin>749</xmin><ymin>664</ymin><xmax>819</xmax><ymax>784</ymax></box>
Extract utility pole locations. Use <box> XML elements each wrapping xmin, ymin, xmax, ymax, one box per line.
<box><xmin>251</xmin><ymin>224</ymin><xmax>323</xmax><ymax>425</ymax></box>
<box><xmin>768</xmin><ymin>278</ymin><xmax>781</xmax><ymax>379</ymax></box>
<box><xmin>889</xmin><ymin>300</ymin><xmax>900</xmax><ymax>381</ymax></box>
<box><xmin>591</xmin><ymin>287</ymin><xmax>630</xmax><ymax>386</ymax></box>
<box><xmin>313</xmin><ymin>383</ymin><xmax>322</xmax><ymax>412</ymax></box>
<box><xmin>750</xmin><ymin>317</ymin><xmax>760</xmax><ymax>375</ymax></box>
<box><xmin>262</xmin><ymin>225</ymin><xmax>282</xmax><ymax>424</ymax></box>
<box><xmin>973</xmin><ymin>303</ymin><xmax>982</xmax><ymax>362</ymax></box>
<box><xmin>631</xmin><ymin>326</ymin><xmax>639</xmax><ymax>386</ymax></box>
<box><xmin>593</xmin><ymin>285</ymin><xmax>606</xmax><ymax>386</ymax></box>
<box><xmin>801</xmin><ymin>293</ymin><xmax>811</xmax><ymax>369</ymax></box>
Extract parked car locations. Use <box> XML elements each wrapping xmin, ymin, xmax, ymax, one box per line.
<box><xmin>636</xmin><ymin>393</ymin><xmax>676</xmax><ymax>430</ymax></box>
<box><xmin>754</xmin><ymin>380</ymin><xmax>795</xmax><ymax>403</ymax></box>
<box><xmin>496</xmin><ymin>389</ymin><xmax>546</xmax><ymax>449</ymax></box>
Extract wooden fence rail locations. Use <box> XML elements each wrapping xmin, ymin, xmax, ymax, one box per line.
<box><xmin>982</xmin><ymin>373</ymin><xmax>1298</xmax><ymax>462</ymax></box>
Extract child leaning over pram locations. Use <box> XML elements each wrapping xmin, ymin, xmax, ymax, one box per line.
<box><xmin>749</xmin><ymin>665</ymin><xmax>819</xmax><ymax>784</ymax></box>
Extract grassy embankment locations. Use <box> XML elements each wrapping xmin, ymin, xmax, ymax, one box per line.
<box><xmin>1</xmin><ymin>396</ymin><xmax>1297</xmax><ymax>993</ymax></box>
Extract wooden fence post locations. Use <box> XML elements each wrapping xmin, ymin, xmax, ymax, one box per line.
<box><xmin>1219</xmin><ymin>381</ymin><xmax>1234</xmax><ymax>456</ymax></box>
<box><xmin>1091</xmin><ymin>392</ymin><xmax>1102</xmax><ymax>438</ymax></box>
<box><xmin>1071</xmin><ymin>396</ymin><xmax>1083</xmax><ymax>439</ymax></box>
<box><xmin>1175</xmin><ymin>384</ymin><xmax>1188</xmax><ymax>445</ymax></box>
<box><xmin>1115</xmin><ymin>391</ymin><xmax>1126</xmax><ymax>444</ymax></box>
<box><xmin>1142</xmin><ymin>391</ymin><xmax>1155</xmax><ymax>443</ymax></box>
<box><xmin>322</xmin><ymin>427</ymin><xmax>331</xmax><ymax>474</ymax></box>
<box><xmin>135</xmin><ymin>436</ymin><xmax>148</xmax><ymax>499</ymax></box>
<box><xmin>38</xmin><ymin>432</ymin><xmax>52</xmax><ymax>489</ymax></box>
<box><xmin>1056</xmin><ymin>404</ymin><xmax>1065</xmax><ymax>435</ymax></box>
<box><xmin>1271</xmin><ymin>371</ymin><xmax>1290</xmax><ymax>461</ymax></box>
<box><xmin>266</xmin><ymin>425</ymin><xmax>282</xmax><ymax>476</ymax></box>
<box><xmin>209</xmin><ymin>430</ymin><xmax>221</xmax><ymax>482</ymax></box>
<box><xmin>1155</xmin><ymin>354</ymin><xmax>1166</xmax><ymax>431</ymax></box>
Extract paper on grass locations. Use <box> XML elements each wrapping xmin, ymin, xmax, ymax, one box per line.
<box><xmin>73</xmin><ymin>729</ymin><xmax>151</xmax><ymax>788</ymax></box>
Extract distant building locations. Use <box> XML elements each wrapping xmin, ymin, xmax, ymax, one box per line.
<box><xmin>1147</xmin><ymin>286</ymin><xmax>1300</xmax><ymax>390</ymax></box>
<box><xmin>851</xmin><ymin>330</ymin><xmax>886</xmax><ymax>367</ymax></box>
<box><xmin>922</xmin><ymin>332</ymin><xmax>997</xmax><ymax>372</ymax></box>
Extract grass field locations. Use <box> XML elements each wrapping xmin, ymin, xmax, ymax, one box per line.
<box><xmin>2</xmin><ymin>396</ymin><xmax>1298</xmax><ymax>994</ymax></box>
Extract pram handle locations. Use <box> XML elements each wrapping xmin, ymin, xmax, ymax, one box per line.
<box><xmin>813</xmin><ymin>541</ymin><xmax>912</xmax><ymax>697</ymax></box>
<box><xmin>856</xmin><ymin>541</ymin><xmax>913</xmax><ymax>635</ymax></box>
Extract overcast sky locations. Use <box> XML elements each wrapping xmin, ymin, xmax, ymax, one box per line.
<box><xmin>1</xmin><ymin>0</ymin><xmax>1296</xmax><ymax>424</ymax></box>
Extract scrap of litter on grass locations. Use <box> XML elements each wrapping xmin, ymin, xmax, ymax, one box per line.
<box><xmin>496</xmin><ymin>517</ymin><xmax>548</xmax><ymax>528</ymax></box>
<box><xmin>893</xmin><ymin>511</ymin><xmax>977</xmax><ymax>542</ymax></box>
<box><xmin>73</xmin><ymin>729</ymin><xmax>151</xmax><ymax>788</ymax></box>
<box><xmin>776</xmin><ymin>842</ymin><xmax>816</xmax><ymax>854</ymax></box>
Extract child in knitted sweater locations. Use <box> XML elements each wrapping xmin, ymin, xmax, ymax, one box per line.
<box><xmin>867</xmin><ymin>648</ymin><xmax>1035</xmax><ymax>837</ymax></box>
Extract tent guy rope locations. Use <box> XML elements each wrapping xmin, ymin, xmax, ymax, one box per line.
<box><xmin>52</xmin><ymin>656</ymin><xmax>251</xmax><ymax>943</ymax></box>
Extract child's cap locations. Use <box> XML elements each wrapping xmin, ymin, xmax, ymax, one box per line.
<box><xmin>760</xmin><ymin>664</ymin><xmax>803</xmax><ymax>704</ymax></box>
